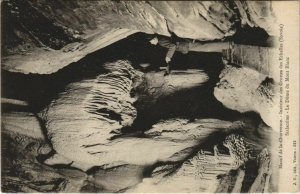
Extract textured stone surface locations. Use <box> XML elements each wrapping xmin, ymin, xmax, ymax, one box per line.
<box><xmin>128</xmin><ymin>132</ymin><xmax>271</xmax><ymax>193</ymax></box>
<box><xmin>230</xmin><ymin>44</ymin><xmax>277</xmax><ymax>78</ymax></box>
<box><xmin>249</xmin><ymin>148</ymin><xmax>272</xmax><ymax>193</ymax></box>
<box><xmin>1</xmin><ymin>0</ymin><xmax>281</xmax><ymax>190</ymax></box>
<box><xmin>2</xmin><ymin>0</ymin><xmax>278</xmax><ymax>74</ymax></box>
<box><xmin>134</xmin><ymin>69</ymin><xmax>209</xmax><ymax>104</ymax></box>
<box><xmin>43</xmin><ymin>113</ymin><xmax>240</xmax><ymax>171</ymax></box>
<box><xmin>223</xmin><ymin>134</ymin><xmax>261</xmax><ymax>167</ymax></box>
<box><xmin>235</xmin><ymin>1</ymin><xmax>278</xmax><ymax>36</ymax></box>
<box><xmin>214</xmin><ymin>65</ymin><xmax>279</xmax><ymax>131</ymax></box>
<box><xmin>39</xmin><ymin>61</ymin><xmax>223</xmax><ymax>171</ymax></box>
<box><xmin>2</xmin><ymin>70</ymin><xmax>278</xmax><ymax>192</ymax></box>
<box><xmin>88</xmin><ymin>165</ymin><xmax>144</xmax><ymax>193</ymax></box>
<box><xmin>2</xmin><ymin>111</ymin><xmax>45</xmax><ymax>140</ymax></box>
<box><xmin>3</xmin><ymin>100</ymin><xmax>265</xmax><ymax>192</ymax></box>
<box><xmin>2</xmin><ymin>28</ymin><xmax>138</xmax><ymax>74</ymax></box>
<box><xmin>148</xmin><ymin>1</ymin><xmax>237</xmax><ymax>40</ymax></box>
<box><xmin>1</xmin><ymin>129</ymin><xmax>146</xmax><ymax>193</ymax></box>
<box><xmin>3</xmin><ymin>115</ymin><xmax>259</xmax><ymax>192</ymax></box>
<box><xmin>128</xmin><ymin>151</ymin><xmax>234</xmax><ymax>193</ymax></box>
<box><xmin>1</xmin><ymin>131</ymin><xmax>83</xmax><ymax>193</ymax></box>
<box><xmin>41</xmin><ymin>60</ymin><xmax>142</xmax><ymax>170</ymax></box>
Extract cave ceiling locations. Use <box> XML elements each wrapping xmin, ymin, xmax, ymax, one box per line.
<box><xmin>2</xmin><ymin>0</ymin><xmax>278</xmax><ymax>74</ymax></box>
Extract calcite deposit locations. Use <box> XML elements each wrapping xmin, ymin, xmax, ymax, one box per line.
<box><xmin>40</xmin><ymin>60</ymin><xmax>142</xmax><ymax>170</ymax></box>
<box><xmin>214</xmin><ymin>65</ymin><xmax>279</xmax><ymax>130</ymax></box>
<box><xmin>128</xmin><ymin>133</ymin><xmax>272</xmax><ymax>193</ymax></box>
<box><xmin>1</xmin><ymin>1</ymin><xmax>282</xmax><ymax>193</ymax></box>
<box><xmin>39</xmin><ymin>61</ymin><xmax>236</xmax><ymax>171</ymax></box>
<box><xmin>2</xmin><ymin>0</ymin><xmax>278</xmax><ymax>74</ymax></box>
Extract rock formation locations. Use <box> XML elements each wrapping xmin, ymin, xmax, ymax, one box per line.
<box><xmin>249</xmin><ymin>148</ymin><xmax>272</xmax><ymax>192</ymax></box>
<box><xmin>234</xmin><ymin>1</ymin><xmax>278</xmax><ymax>36</ymax></box>
<box><xmin>3</xmin><ymin>94</ymin><xmax>270</xmax><ymax>192</ymax></box>
<box><xmin>128</xmin><ymin>133</ymin><xmax>272</xmax><ymax>193</ymax></box>
<box><xmin>214</xmin><ymin>65</ymin><xmax>279</xmax><ymax>130</ymax></box>
<box><xmin>1</xmin><ymin>1</ymin><xmax>281</xmax><ymax>192</ymax></box>
<box><xmin>40</xmin><ymin>60</ymin><xmax>142</xmax><ymax>170</ymax></box>
<box><xmin>230</xmin><ymin>44</ymin><xmax>277</xmax><ymax>78</ymax></box>
<box><xmin>2</xmin><ymin>111</ymin><xmax>45</xmax><ymax>140</ymax></box>
<box><xmin>2</xmin><ymin>60</ymin><xmax>278</xmax><ymax>192</ymax></box>
<box><xmin>134</xmin><ymin>69</ymin><xmax>209</xmax><ymax>107</ymax></box>
<box><xmin>2</xmin><ymin>0</ymin><xmax>278</xmax><ymax>74</ymax></box>
<box><xmin>28</xmin><ymin>59</ymin><xmax>220</xmax><ymax>170</ymax></box>
<box><xmin>223</xmin><ymin>134</ymin><xmax>262</xmax><ymax>167</ymax></box>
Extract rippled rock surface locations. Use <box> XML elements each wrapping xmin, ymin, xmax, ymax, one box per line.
<box><xmin>2</xmin><ymin>60</ymin><xmax>277</xmax><ymax>192</ymax></box>
<box><xmin>128</xmin><ymin>132</ymin><xmax>272</xmax><ymax>193</ymax></box>
<box><xmin>40</xmin><ymin>60</ymin><xmax>142</xmax><ymax>170</ymax></box>
<box><xmin>3</xmin><ymin>114</ymin><xmax>267</xmax><ymax>192</ymax></box>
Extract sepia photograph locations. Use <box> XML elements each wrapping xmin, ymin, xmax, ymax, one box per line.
<box><xmin>1</xmin><ymin>0</ymin><xmax>299</xmax><ymax>193</ymax></box>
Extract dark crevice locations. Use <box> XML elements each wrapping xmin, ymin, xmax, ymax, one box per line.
<box><xmin>33</xmin><ymin>112</ymin><xmax>53</xmax><ymax>146</ymax></box>
<box><xmin>241</xmin><ymin>160</ymin><xmax>259</xmax><ymax>192</ymax></box>
<box><xmin>229</xmin><ymin>24</ymin><xmax>272</xmax><ymax>47</ymax></box>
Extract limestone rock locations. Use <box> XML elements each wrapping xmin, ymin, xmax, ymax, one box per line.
<box><xmin>134</xmin><ymin>69</ymin><xmax>209</xmax><ymax>105</ymax></box>
<box><xmin>40</xmin><ymin>60</ymin><xmax>238</xmax><ymax>170</ymax></box>
<box><xmin>42</xmin><ymin>77</ymin><xmax>244</xmax><ymax>169</ymax></box>
<box><xmin>235</xmin><ymin>1</ymin><xmax>278</xmax><ymax>36</ymax></box>
<box><xmin>2</xmin><ymin>98</ymin><xmax>29</xmax><ymax>106</ymax></box>
<box><xmin>129</xmin><ymin>132</ymin><xmax>272</xmax><ymax>193</ymax></box>
<box><xmin>43</xmin><ymin>114</ymin><xmax>239</xmax><ymax>171</ymax></box>
<box><xmin>249</xmin><ymin>148</ymin><xmax>272</xmax><ymax>192</ymax></box>
<box><xmin>2</xmin><ymin>111</ymin><xmax>45</xmax><ymax>140</ymax></box>
<box><xmin>1</xmin><ymin>131</ymin><xmax>87</xmax><ymax>193</ymax></box>
<box><xmin>230</xmin><ymin>44</ymin><xmax>277</xmax><ymax>78</ymax></box>
<box><xmin>88</xmin><ymin>165</ymin><xmax>144</xmax><ymax>192</ymax></box>
<box><xmin>223</xmin><ymin>134</ymin><xmax>260</xmax><ymax>167</ymax></box>
<box><xmin>2</xmin><ymin>0</ymin><xmax>278</xmax><ymax>74</ymax></box>
<box><xmin>128</xmin><ymin>149</ymin><xmax>235</xmax><ymax>193</ymax></box>
<box><xmin>75</xmin><ymin>118</ymin><xmax>247</xmax><ymax>170</ymax></box>
<box><xmin>148</xmin><ymin>1</ymin><xmax>237</xmax><ymax>40</ymax></box>
<box><xmin>41</xmin><ymin>60</ymin><xmax>141</xmax><ymax>170</ymax></box>
<box><xmin>2</xmin><ymin>28</ymin><xmax>139</xmax><ymax>74</ymax></box>
<box><xmin>214</xmin><ymin>65</ymin><xmax>279</xmax><ymax>131</ymax></box>
<box><xmin>2</xmin><ymin>0</ymin><xmax>169</xmax><ymax>74</ymax></box>
<box><xmin>145</xmin><ymin>118</ymin><xmax>233</xmax><ymax>142</ymax></box>
<box><xmin>1</xmin><ymin>126</ymin><xmax>131</xmax><ymax>193</ymax></box>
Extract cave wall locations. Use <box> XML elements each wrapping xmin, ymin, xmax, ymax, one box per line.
<box><xmin>1</xmin><ymin>65</ymin><xmax>277</xmax><ymax>193</ymax></box>
<box><xmin>2</xmin><ymin>0</ymin><xmax>278</xmax><ymax>74</ymax></box>
<box><xmin>1</xmin><ymin>1</ymin><xmax>281</xmax><ymax>192</ymax></box>
<box><xmin>128</xmin><ymin>134</ymin><xmax>272</xmax><ymax>193</ymax></box>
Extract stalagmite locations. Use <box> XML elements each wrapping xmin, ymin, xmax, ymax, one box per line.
<box><xmin>41</xmin><ymin>60</ymin><xmax>141</xmax><ymax>170</ymax></box>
